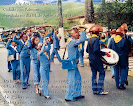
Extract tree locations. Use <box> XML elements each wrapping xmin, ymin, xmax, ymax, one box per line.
<box><xmin>58</xmin><ymin>0</ymin><xmax>63</xmax><ymax>28</ymax></box>
<box><xmin>96</xmin><ymin>0</ymin><xmax>133</xmax><ymax>29</ymax></box>
<box><xmin>85</xmin><ymin>0</ymin><xmax>94</xmax><ymax>24</ymax></box>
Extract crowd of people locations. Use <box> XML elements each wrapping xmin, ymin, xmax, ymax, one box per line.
<box><xmin>0</xmin><ymin>23</ymin><xmax>133</xmax><ymax>102</ymax></box>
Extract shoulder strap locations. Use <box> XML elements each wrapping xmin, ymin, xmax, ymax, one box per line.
<box><xmin>19</xmin><ymin>44</ymin><xmax>25</xmax><ymax>54</ymax></box>
<box><xmin>100</xmin><ymin>42</ymin><xmax>107</xmax><ymax>48</ymax></box>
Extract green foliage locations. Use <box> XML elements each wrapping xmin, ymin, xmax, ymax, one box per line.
<box><xmin>96</xmin><ymin>0</ymin><xmax>133</xmax><ymax>29</ymax></box>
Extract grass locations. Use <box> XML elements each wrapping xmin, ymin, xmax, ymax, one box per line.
<box><xmin>0</xmin><ymin>3</ymin><xmax>100</xmax><ymax>30</ymax></box>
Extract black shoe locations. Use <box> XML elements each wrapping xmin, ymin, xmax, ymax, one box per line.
<box><xmin>8</xmin><ymin>69</ymin><xmax>12</xmax><ymax>72</ymax></box>
<box><xmin>44</xmin><ymin>96</ymin><xmax>51</xmax><ymax>99</ymax></box>
<box><xmin>22</xmin><ymin>85</ymin><xmax>27</xmax><ymax>89</ymax></box>
<box><xmin>65</xmin><ymin>99</ymin><xmax>77</xmax><ymax>102</ymax></box>
<box><xmin>112</xmin><ymin>76</ymin><xmax>115</xmax><ymax>79</ymax></box>
<box><xmin>119</xmin><ymin>85</ymin><xmax>126</xmax><ymax>90</ymax></box>
<box><xmin>74</xmin><ymin>95</ymin><xmax>85</xmax><ymax>99</ymax></box>
<box><xmin>26</xmin><ymin>83</ymin><xmax>30</xmax><ymax>86</ymax></box>
<box><xmin>125</xmin><ymin>80</ymin><xmax>128</xmax><ymax>86</ymax></box>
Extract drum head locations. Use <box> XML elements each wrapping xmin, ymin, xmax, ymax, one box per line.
<box><xmin>101</xmin><ymin>48</ymin><xmax>119</xmax><ymax>66</ymax></box>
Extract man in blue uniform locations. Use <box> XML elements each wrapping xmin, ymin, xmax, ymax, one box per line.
<box><xmin>86</xmin><ymin>25</ymin><xmax>109</xmax><ymax>95</ymax></box>
<box><xmin>121</xmin><ymin>24</ymin><xmax>133</xmax><ymax>86</ymax></box>
<box><xmin>108</xmin><ymin>27</ymin><xmax>128</xmax><ymax>90</ymax></box>
<box><xmin>65</xmin><ymin>26</ymin><xmax>86</xmax><ymax>102</ymax></box>
<box><xmin>13</xmin><ymin>32</ymin><xmax>31</xmax><ymax>89</ymax></box>
<box><xmin>51</xmin><ymin>30</ymin><xmax>62</xmax><ymax>63</ymax></box>
<box><xmin>6</xmin><ymin>39</ymin><xmax>20</xmax><ymax>83</ymax></box>
<box><xmin>107</xmin><ymin>29</ymin><xmax>116</xmax><ymax>79</ymax></box>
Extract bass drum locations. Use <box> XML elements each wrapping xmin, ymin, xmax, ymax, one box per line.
<box><xmin>101</xmin><ymin>48</ymin><xmax>119</xmax><ymax>66</ymax></box>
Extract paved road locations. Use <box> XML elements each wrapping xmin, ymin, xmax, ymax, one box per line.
<box><xmin>0</xmin><ymin>48</ymin><xmax>133</xmax><ymax>106</ymax></box>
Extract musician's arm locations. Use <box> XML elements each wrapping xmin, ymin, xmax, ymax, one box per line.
<box><xmin>128</xmin><ymin>36</ymin><xmax>133</xmax><ymax>43</ymax></box>
<box><xmin>74</xmin><ymin>31</ymin><xmax>86</xmax><ymax>46</ymax></box>
<box><xmin>93</xmin><ymin>39</ymin><xmax>105</xmax><ymax>56</ymax></box>
<box><xmin>6</xmin><ymin>41</ymin><xmax>12</xmax><ymax>50</ymax></box>
<box><xmin>108</xmin><ymin>38</ymin><xmax>113</xmax><ymax>49</ymax></box>
<box><xmin>46</xmin><ymin>29</ymin><xmax>54</xmax><ymax>37</ymax></box>
<box><xmin>27</xmin><ymin>39</ymin><xmax>32</xmax><ymax>49</ymax></box>
<box><xmin>66</xmin><ymin>32</ymin><xmax>71</xmax><ymax>38</ymax></box>
<box><xmin>39</xmin><ymin>45</ymin><xmax>48</xmax><ymax>55</ymax></box>
<box><xmin>13</xmin><ymin>36</ymin><xmax>20</xmax><ymax>45</ymax></box>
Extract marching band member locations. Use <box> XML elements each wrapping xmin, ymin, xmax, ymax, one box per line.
<box><xmin>99</xmin><ymin>33</ymin><xmax>109</xmax><ymax>49</ymax></box>
<box><xmin>38</xmin><ymin>39</ymin><xmax>51</xmax><ymax>99</ymax></box>
<box><xmin>6</xmin><ymin>39</ymin><xmax>20</xmax><ymax>83</ymax></box>
<box><xmin>121</xmin><ymin>24</ymin><xmax>132</xmax><ymax>86</ymax></box>
<box><xmin>2</xmin><ymin>31</ymin><xmax>12</xmax><ymax>72</ymax></box>
<box><xmin>51</xmin><ymin>30</ymin><xmax>62</xmax><ymax>63</ymax></box>
<box><xmin>107</xmin><ymin>29</ymin><xmax>116</xmax><ymax>79</ymax></box>
<box><xmin>27</xmin><ymin>36</ymin><xmax>41</xmax><ymax>95</ymax></box>
<box><xmin>108</xmin><ymin>27</ymin><xmax>128</xmax><ymax>90</ymax></box>
<box><xmin>13</xmin><ymin>32</ymin><xmax>31</xmax><ymax>89</ymax></box>
<box><xmin>86</xmin><ymin>25</ymin><xmax>109</xmax><ymax>95</ymax></box>
<box><xmin>65</xmin><ymin>26</ymin><xmax>86</xmax><ymax>102</ymax></box>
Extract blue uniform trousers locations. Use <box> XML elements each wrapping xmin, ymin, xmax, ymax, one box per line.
<box><xmin>51</xmin><ymin>48</ymin><xmax>62</xmax><ymax>62</ymax></box>
<box><xmin>110</xmin><ymin>66</ymin><xmax>115</xmax><ymax>76</ymax></box>
<box><xmin>90</xmin><ymin>63</ymin><xmax>105</xmax><ymax>93</ymax></box>
<box><xmin>8</xmin><ymin>61</ymin><xmax>12</xmax><ymax>70</ymax></box>
<box><xmin>20</xmin><ymin>57</ymin><xmax>31</xmax><ymax>86</ymax></box>
<box><xmin>32</xmin><ymin>60</ymin><xmax>40</xmax><ymax>85</ymax></box>
<box><xmin>79</xmin><ymin>50</ymin><xmax>84</xmax><ymax>66</ymax></box>
<box><xmin>40</xmin><ymin>64</ymin><xmax>49</xmax><ymax>96</ymax></box>
<box><xmin>114</xmin><ymin>64</ymin><xmax>126</xmax><ymax>88</ymax></box>
<box><xmin>11</xmin><ymin>60</ymin><xmax>20</xmax><ymax>80</ymax></box>
<box><xmin>65</xmin><ymin>67</ymin><xmax>81</xmax><ymax>100</ymax></box>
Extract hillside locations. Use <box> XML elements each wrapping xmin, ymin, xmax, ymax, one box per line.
<box><xmin>0</xmin><ymin>3</ymin><xmax>100</xmax><ymax>30</ymax></box>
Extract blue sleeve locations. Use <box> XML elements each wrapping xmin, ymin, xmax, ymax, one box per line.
<box><xmin>66</xmin><ymin>32</ymin><xmax>71</xmax><ymax>38</ymax></box>
<box><xmin>13</xmin><ymin>36</ymin><xmax>20</xmax><ymax>45</ymax></box>
<box><xmin>93</xmin><ymin>39</ymin><xmax>105</xmax><ymax>56</ymax></box>
<box><xmin>108</xmin><ymin>38</ymin><xmax>113</xmax><ymax>49</ymax></box>
<box><xmin>73</xmin><ymin>31</ymin><xmax>86</xmax><ymax>46</ymax></box>
<box><xmin>105</xmin><ymin>36</ymin><xmax>109</xmax><ymax>43</ymax></box>
<box><xmin>107</xmin><ymin>38</ymin><xmax>111</xmax><ymax>48</ymax></box>
<box><xmin>6</xmin><ymin>42</ymin><xmax>12</xmax><ymax>50</ymax></box>
<box><xmin>39</xmin><ymin>45</ymin><xmax>49</xmax><ymax>55</ymax></box>
<box><xmin>1</xmin><ymin>34</ymin><xmax>4</xmax><ymax>38</ymax></box>
<box><xmin>46</xmin><ymin>29</ymin><xmax>54</xmax><ymax>37</ymax></box>
<box><xmin>128</xmin><ymin>36</ymin><xmax>133</xmax><ymax>43</ymax></box>
<box><xmin>27</xmin><ymin>39</ymin><xmax>32</xmax><ymax>49</ymax></box>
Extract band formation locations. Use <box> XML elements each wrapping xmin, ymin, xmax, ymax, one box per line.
<box><xmin>1</xmin><ymin>23</ymin><xmax>133</xmax><ymax>101</ymax></box>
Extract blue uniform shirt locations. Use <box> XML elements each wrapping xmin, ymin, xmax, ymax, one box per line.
<box><xmin>13</xmin><ymin>36</ymin><xmax>30</xmax><ymax>58</ymax></box>
<box><xmin>52</xmin><ymin>33</ymin><xmax>60</xmax><ymax>49</ymax></box>
<box><xmin>86</xmin><ymin>35</ymin><xmax>105</xmax><ymax>68</ymax></box>
<box><xmin>108</xmin><ymin>37</ymin><xmax>128</xmax><ymax>68</ymax></box>
<box><xmin>67</xmin><ymin>31</ymin><xmax>86</xmax><ymax>61</ymax></box>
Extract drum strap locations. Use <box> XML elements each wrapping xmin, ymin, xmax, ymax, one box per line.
<box><xmin>100</xmin><ymin>42</ymin><xmax>107</xmax><ymax>48</ymax></box>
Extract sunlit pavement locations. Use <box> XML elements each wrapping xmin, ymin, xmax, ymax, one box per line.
<box><xmin>0</xmin><ymin>48</ymin><xmax>133</xmax><ymax>106</ymax></box>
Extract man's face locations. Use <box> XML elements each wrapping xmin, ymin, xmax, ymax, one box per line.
<box><xmin>12</xmin><ymin>33</ymin><xmax>17</xmax><ymax>36</ymax></box>
<box><xmin>11</xmin><ymin>42</ymin><xmax>16</xmax><ymax>47</ymax></box>
<box><xmin>30</xmin><ymin>28</ymin><xmax>35</xmax><ymax>32</ymax></box>
<box><xmin>22</xmin><ymin>34</ymin><xmax>28</xmax><ymax>42</ymax></box>
<box><xmin>71</xmin><ymin>29</ymin><xmax>80</xmax><ymax>39</ymax></box>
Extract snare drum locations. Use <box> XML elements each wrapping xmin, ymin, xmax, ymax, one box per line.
<box><xmin>101</xmin><ymin>48</ymin><xmax>119</xmax><ymax>66</ymax></box>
